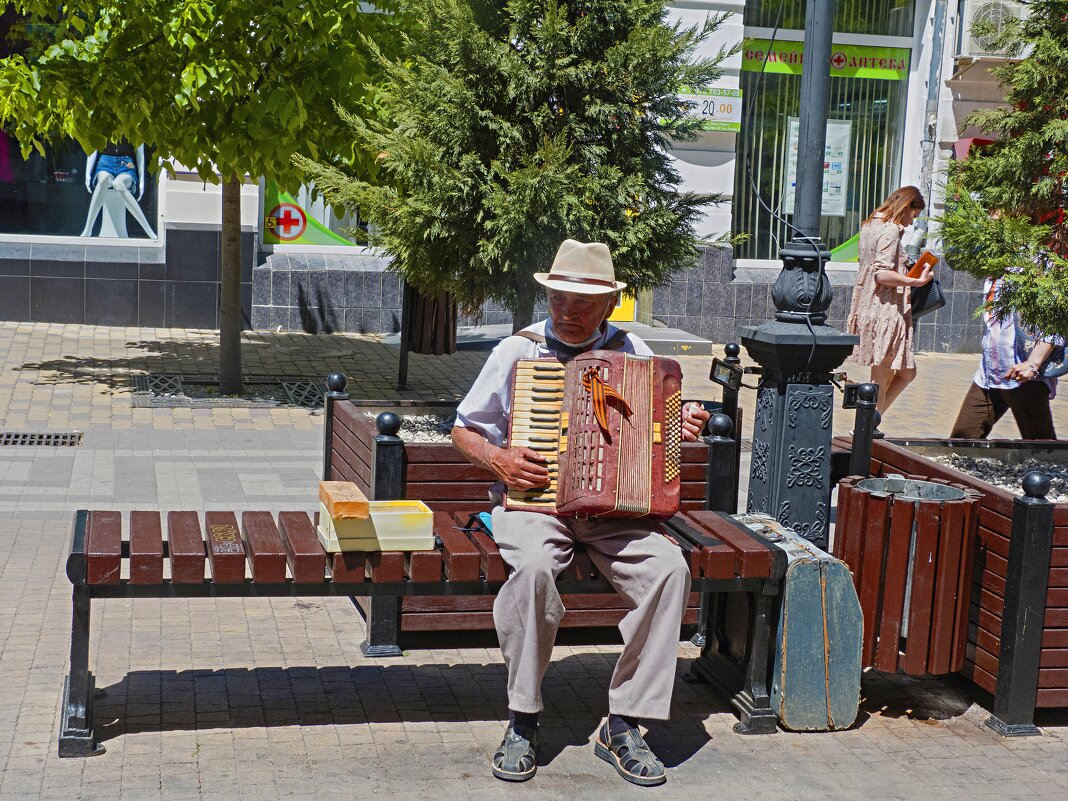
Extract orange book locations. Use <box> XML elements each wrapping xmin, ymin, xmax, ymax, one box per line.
<box><xmin>908</xmin><ymin>250</ymin><xmax>938</xmax><ymax>279</ymax></box>
<box><xmin>318</xmin><ymin>481</ymin><xmax>370</xmax><ymax>520</ymax></box>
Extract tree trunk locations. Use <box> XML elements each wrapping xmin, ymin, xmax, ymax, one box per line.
<box><xmin>219</xmin><ymin>175</ymin><xmax>243</xmax><ymax>395</ymax></box>
<box><xmin>510</xmin><ymin>290</ymin><xmax>536</xmax><ymax>334</ymax></box>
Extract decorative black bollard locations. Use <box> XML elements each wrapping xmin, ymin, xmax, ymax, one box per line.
<box><xmin>848</xmin><ymin>383</ymin><xmax>879</xmax><ymax>478</ymax></box>
<box><xmin>720</xmin><ymin>343</ymin><xmax>742</xmax><ymax>425</ymax></box>
<box><xmin>371</xmin><ymin>412</ymin><xmax>406</xmax><ymax>500</ymax></box>
<box><xmin>986</xmin><ymin>471</ymin><xmax>1055</xmax><ymax>736</ymax></box>
<box><xmin>359</xmin><ymin>411</ymin><xmax>408</xmax><ymax>657</ymax></box>
<box><xmin>691</xmin><ymin>413</ymin><xmax>741</xmax><ymax>648</ymax></box>
<box><xmin>705</xmin><ymin>414</ymin><xmax>739</xmax><ymax>516</ymax></box>
<box><xmin>721</xmin><ymin>344</ymin><xmax>744</xmax><ymax>495</ymax></box>
<box><xmin>872</xmin><ymin>410</ymin><xmax>885</xmax><ymax>440</ymax></box>
<box><xmin>322</xmin><ymin>372</ymin><xmax>350</xmax><ymax>480</ymax></box>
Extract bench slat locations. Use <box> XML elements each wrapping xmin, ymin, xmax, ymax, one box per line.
<box><xmin>241</xmin><ymin>512</ymin><xmax>289</xmax><ymax>583</ymax></box>
<box><xmin>658</xmin><ymin>522</ymin><xmax>701</xmax><ymax>579</ymax></box>
<box><xmin>451</xmin><ymin>513</ymin><xmax>506</xmax><ymax>582</ymax></box>
<box><xmin>277</xmin><ymin>512</ymin><xmax>327</xmax><ymax>583</ymax></box>
<box><xmin>664</xmin><ymin>514</ymin><xmax>735</xmax><ymax>580</ymax></box>
<box><xmin>129</xmin><ymin>511</ymin><xmax>164</xmax><ymax>585</ymax></box>
<box><xmin>572</xmin><ymin>549</ymin><xmax>596</xmax><ymax>582</ymax></box>
<box><xmin>406</xmin><ymin>549</ymin><xmax>445</xmax><ymax>583</ymax></box>
<box><xmin>433</xmin><ymin>512</ymin><xmax>481</xmax><ymax>582</ymax></box>
<box><xmin>401</xmin><ymin>606</ymin><xmax>702</xmax><ymax>631</ymax></box>
<box><xmin>312</xmin><ymin>512</ymin><xmax>365</xmax><ymax>583</ymax></box>
<box><xmin>407</xmin><ymin>463</ymin><xmax>496</xmax><ymax>482</ymax></box>
<box><xmin>328</xmin><ymin>552</ymin><xmax>366</xmax><ymax>583</ymax></box>
<box><xmin>86</xmin><ymin>511</ymin><xmax>122</xmax><ymax>585</ymax></box>
<box><xmin>167</xmin><ymin>512</ymin><xmax>206</xmax><ymax>583</ymax></box>
<box><xmin>204</xmin><ymin>512</ymin><xmax>246</xmax><ymax>583</ymax></box>
<box><xmin>368</xmin><ymin>552</ymin><xmax>406</xmax><ymax>583</ymax></box>
<box><xmin>685</xmin><ymin>511</ymin><xmax>772</xmax><ymax>578</ymax></box>
<box><xmin>681</xmin><ymin>443</ymin><xmax>707</xmax><ymax>463</ymax></box>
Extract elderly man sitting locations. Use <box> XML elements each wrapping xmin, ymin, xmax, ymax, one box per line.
<box><xmin>451</xmin><ymin>239</ymin><xmax>710</xmax><ymax>786</ymax></box>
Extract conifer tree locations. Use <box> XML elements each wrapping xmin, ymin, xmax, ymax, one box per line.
<box><xmin>939</xmin><ymin>0</ymin><xmax>1068</xmax><ymax>335</ymax></box>
<box><xmin>298</xmin><ymin>0</ymin><xmax>735</xmax><ymax>329</ymax></box>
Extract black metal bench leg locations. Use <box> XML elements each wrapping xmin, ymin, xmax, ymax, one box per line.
<box><xmin>59</xmin><ymin>586</ymin><xmax>103</xmax><ymax>757</ymax></box>
<box><xmin>690</xmin><ymin>587</ymin><xmax>779</xmax><ymax>735</ymax></box>
<box><xmin>690</xmin><ymin>592</ymin><xmax>709</xmax><ymax>647</ymax></box>
<box><xmin>359</xmin><ymin>596</ymin><xmax>404</xmax><ymax>657</ymax></box>
<box><xmin>729</xmin><ymin>587</ymin><xmax>778</xmax><ymax>734</ymax></box>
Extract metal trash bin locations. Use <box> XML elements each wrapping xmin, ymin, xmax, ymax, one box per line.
<box><xmin>832</xmin><ymin>474</ymin><xmax>982</xmax><ymax>675</ymax></box>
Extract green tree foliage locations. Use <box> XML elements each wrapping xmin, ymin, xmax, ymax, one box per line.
<box><xmin>0</xmin><ymin>1</ymin><xmax>403</xmax><ymax>390</ymax></box>
<box><xmin>939</xmin><ymin>0</ymin><xmax>1068</xmax><ymax>336</ymax></box>
<box><xmin>298</xmin><ymin>0</ymin><xmax>735</xmax><ymax>326</ymax></box>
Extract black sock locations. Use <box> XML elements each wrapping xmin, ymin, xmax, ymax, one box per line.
<box><xmin>608</xmin><ymin>714</ymin><xmax>640</xmax><ymax>735</ymax></box>
<box><xmin>510</xmin><ymin>710</ymin><xmax>539</xmax><ymax>730</ymax></box>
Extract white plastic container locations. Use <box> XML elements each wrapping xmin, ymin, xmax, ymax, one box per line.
<box><xmin>317</xmin><ymin>500</ymin><xmax>434</xmax><ymax>552</ymax></box>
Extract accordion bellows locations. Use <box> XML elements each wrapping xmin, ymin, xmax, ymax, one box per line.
<box><xmin>505</xmin><ymin>350</ymin><xmax>683</xmax><ymax>518</ymax></box>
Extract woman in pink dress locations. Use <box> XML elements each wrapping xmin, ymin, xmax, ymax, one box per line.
<box><xmin>847</xmin><ymin>186</ymin><xmax>933</xmax><ymax>414</ymax></box>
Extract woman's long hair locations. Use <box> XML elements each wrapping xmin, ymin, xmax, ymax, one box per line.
<box><xmin>864</xmin><ymin>186</ymin><xmax>925</xmax><ymax>226</ymax></box>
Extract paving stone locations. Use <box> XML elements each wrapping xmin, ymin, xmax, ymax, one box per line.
<box><xmin>1</xmin><ymin>320</ymin><xmax>1068</xmax><ymax>799</ymax></box>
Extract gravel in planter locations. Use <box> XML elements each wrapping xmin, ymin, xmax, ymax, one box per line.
<box><xmin>365</xmin><ymin>413</ymin><xmax>456</xmax><ymax>443</ymax></box>
<box><xmin>930</xmin><ymin>454</ymin><xmax>1068</xmax><ymax>504</ymax></box>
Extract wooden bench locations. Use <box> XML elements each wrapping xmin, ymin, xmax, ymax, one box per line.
<box><xmin>59</xmin><ymin>506</ymin><xmax>784</xmax><ymax>757</ymax></box>
<box><xmin>321</xmin><ymin>381</ymin><xmax>744</xmax><ymax>653</ymax></box>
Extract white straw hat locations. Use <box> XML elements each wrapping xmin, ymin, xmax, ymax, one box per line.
<box><xmin>534</xmin><ymin>239</ymin><xmax>627</xmax><ymax>295</ymax></box>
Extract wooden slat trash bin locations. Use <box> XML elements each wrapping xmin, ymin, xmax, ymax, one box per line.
<box><xmin>832</xmin><ymin>475</ymin><xmax>982</xmax><ymax>675</ymax></box>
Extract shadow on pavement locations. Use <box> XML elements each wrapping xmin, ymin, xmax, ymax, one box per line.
<box><xmin>91</xmin><ymin>656</ymin><xmax>724</xmax><ymax>768</ymax></box>
<box><xmin>16</xmin><ymin>332</ymin><xmax>480</xmax><ymax>400</ymax></box>
<box><xmin>858</xmin><ymin>670</ymin><xmax>975</xmax><ymax>724</ymax></box>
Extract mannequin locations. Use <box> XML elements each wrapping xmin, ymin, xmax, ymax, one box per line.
<box><xmin>80</xmin><ymin>142</ymin><xmax>156</xmax><ymax>238</ymax></box>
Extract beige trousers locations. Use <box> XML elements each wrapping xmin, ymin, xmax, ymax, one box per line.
<box><xmin>490</xmin><ymin>507</ymin><xmax>691</xmax><ymax>720</ymax></box>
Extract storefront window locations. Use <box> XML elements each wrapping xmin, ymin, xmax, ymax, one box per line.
<box><xmin>732</xmin><ymin>41</ymin><xmax>909</xmax><ymax>260</ymax></box>
<box><xmin>0</xmin><ymin>136</ymin><xmax>159</xmax><ymax>239</ymax></box>
<box><xmin>744</xmin><ymin>0</ymin><xmax>916</xmax><ymax>38</ymax></box>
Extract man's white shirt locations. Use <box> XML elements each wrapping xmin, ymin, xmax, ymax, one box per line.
<box><xmin>454</xmin><ymin>319</ymin><xmax>652</xmax><ymax>447</ymax></box>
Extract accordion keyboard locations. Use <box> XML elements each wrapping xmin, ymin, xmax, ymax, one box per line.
<box><xmin>505</xmin><ymin>360</ymin><xmax>566</xmax><ymax>510</ymax></box>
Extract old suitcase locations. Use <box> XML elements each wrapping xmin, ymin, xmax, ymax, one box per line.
<box><xmin>737</xmin><ymin>514</ymin><xmax>863</xmax><ymax>731</ymax></box>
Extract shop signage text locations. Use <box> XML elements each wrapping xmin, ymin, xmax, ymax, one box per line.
<box><xmin>742</xmin><ymin>39</ymin><xmax>910</xmax><ymax>81</ymax></box>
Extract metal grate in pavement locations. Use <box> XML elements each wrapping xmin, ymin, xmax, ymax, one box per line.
<box><xmin>0</xmin><ymin>431</ymin><xmax>84</xmax><ymax>447</ymax></box>
<box><xmin>280</xmin><ymin>378</ymin><xmax>327</xmax><ymax>409</ymax></box>
<box><xmin>132</xmin><ymin>374</ymin><xmax>326</xmax><ymax>409</ymax></box>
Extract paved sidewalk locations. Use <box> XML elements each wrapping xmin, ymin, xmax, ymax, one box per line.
<box><xmin>0</xmin><ymin>321</ymin><xmax>1066</xmax><ymax>801</ymax></box>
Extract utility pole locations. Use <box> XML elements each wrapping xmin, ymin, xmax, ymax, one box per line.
<box><xmin>739</xmin><ymin>0</ymin><xmax>857</xmax><ymax>548</ymax></box>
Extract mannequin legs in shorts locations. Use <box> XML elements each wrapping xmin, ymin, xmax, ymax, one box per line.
<box><xmin>81</xmin><ymin>170</ymin><xmax>156</xmax><ymax>238</ymax></box>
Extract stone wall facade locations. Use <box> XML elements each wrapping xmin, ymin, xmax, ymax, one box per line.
<box><xmin>0</xmin><ymin>227</ymin><xmax>256</xmax><ymax>329</ymax></box>
<box><xmin>649</xmin><ymin>246</ymin><xmax>984</xmax><ymax>354</ymax></box>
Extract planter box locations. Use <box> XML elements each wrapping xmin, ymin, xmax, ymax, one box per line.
<box><xmin>836</xmin><ymin>436</ymin><xmax>1068</xmax><ymax>709</ymax></box>
<box><xmin>328</xmin><ymin>399</ymin><xmax>717</xmax><ymax>638</ymax></box>
<box><xmin>328</xmin><ymin>400</ymin><xmax>713</xmax><ymax>514</ymax></box>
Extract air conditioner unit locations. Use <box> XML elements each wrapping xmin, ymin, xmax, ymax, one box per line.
<box><xmin>960</xmin><ymin>0</ymin><xmax>1026</xmax><ymax>58</ymax></box>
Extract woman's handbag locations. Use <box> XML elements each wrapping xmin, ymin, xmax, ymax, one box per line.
<box><xmin>1042</xmin><ymin>349</ymin><xmax>1068</xmax><ymax>378</ymax></box>
<box><xmin>1021</xmin><ymin>328</ymin><xmax>1068</xmax><ymax>378</ymax></box>
<box><xmin>909</xmin><ymin>277</ymin><xmax>945</xmax><ymax>320</ymax></box>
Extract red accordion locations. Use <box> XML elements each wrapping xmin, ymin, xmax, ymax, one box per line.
<box><xmin>505</xmin><ymin>350</ymin><xmax>683</xmax><ymax>518</ymax></box>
